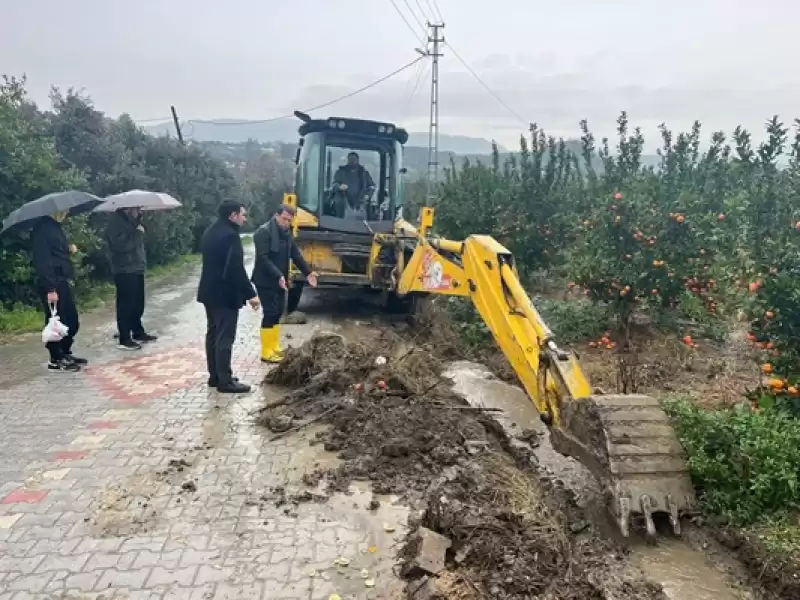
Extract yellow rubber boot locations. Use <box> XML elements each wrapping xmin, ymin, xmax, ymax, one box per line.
<box><xmin>273</xmin><ymin>324</ymin><xmax>284</xmax><ymax>359</ymax></box>
<box><xmin>260</xmin><ymin>327</ymin><xmax>281</xmax><ymax>363</ymax></box>
<box><xmin>259</xmin><ymin>328</ymin><xmax>272</xmax><ymax>362</ymax></box>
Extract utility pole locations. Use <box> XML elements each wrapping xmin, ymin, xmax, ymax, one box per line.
<box><xmin>425</xmin><ymin>21</ymin><xmax>444</xmax><ymax>202</ymax></box>
<box><xmin>170</xmin><ymin>105</ymin><xmax>185</xmax><ymax>146</ymax></box>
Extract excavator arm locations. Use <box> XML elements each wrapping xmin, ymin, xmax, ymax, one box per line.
<box><xmin>394</xmin><ymin>212</ymin><xmax>696</xmax><ymax>540</ymax></box>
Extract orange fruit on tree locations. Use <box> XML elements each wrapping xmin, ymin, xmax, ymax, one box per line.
<box><xmin>767</xmin><ymin>378</ymin><xmax>785</xmax><ymax>390</ymax></box>
<box><xmin>761</xmin><ymin>363</ymin><xmax>774</xmax><ymax>374</ymax></box>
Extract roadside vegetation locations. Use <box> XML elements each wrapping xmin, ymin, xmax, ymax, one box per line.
<box><xmin>0</xmin><ymin>75</ymin><xmax>276</xmax><ymax>334</ymax></box>
<box><xmin>426</xmin><ymin>113</ymin><xmax>800</xmax><ymax>593</ymax></box>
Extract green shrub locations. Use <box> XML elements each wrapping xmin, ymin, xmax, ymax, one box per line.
<box><xmin>664</xmin><ymin>398</ymin><xmax>800</xmax><ymax>525</ymax></box>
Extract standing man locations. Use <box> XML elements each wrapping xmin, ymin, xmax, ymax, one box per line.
<box><xmin>252</xmin><ymin>204</ymin><xmax>318</xmax><ymax>363</ymax></box>
<box><xmin>197</xmin><ymin>200</ymin><xmax>260</xmax><ymax>394</ymax></box>
<box><xmin>106</xmin><ymin>207</ymin><xmax>157</xmax><ymax>351</ymax></box>
<box><xmin>31</xmin><ymin>211</ymin><xmax>86</xmax><ymax>371</ymax></box>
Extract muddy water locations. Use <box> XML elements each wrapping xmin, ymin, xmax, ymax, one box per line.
<box><xmin>444</xmin><ymin>361</ymin><xmax>751</xmax><ymax>600</ymax></box>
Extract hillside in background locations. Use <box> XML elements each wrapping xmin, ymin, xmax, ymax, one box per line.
<box><xmin>144</xmin><ymin>119</ymin><xmax>505</xmax><ymax>155</ymax></box>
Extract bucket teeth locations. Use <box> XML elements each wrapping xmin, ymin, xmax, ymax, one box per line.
<box><xmin>640</xmin><ymin>494</ymin><xmax>657</xmax><ymax>542</ymax></box>
<box><xmin>667</xmin><ymin>494</ymin><xmax>681</xmax><ymax>535</ymax></box>
<box><xmin>618</xmin><ymin>497</ymin><xmax>631</xmax><ymax>538</ymax></box>
<box><xmin>549</xmin><ymin>394</ymin><xmax>698</xmax><ymax>540</ymax></box>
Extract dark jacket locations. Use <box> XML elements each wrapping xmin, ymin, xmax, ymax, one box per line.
<box><xmin>251</xmin><ymin>216</ymin><xmax>311</xmax><ymax>289</ymax></box>
<box><xmin>333</xmin><ymin>164</ymin><xmax>375</xmax><ymax>209</ymax></box>
<box><xmin>197</xmin><ymin>218</ymin><xmax>256</xmax><ymax>309</ymax></box>
<box><xmin>106</xmin><ymin>211</ymin><xmax>146</xmax><ymax>275</ymax></box>
<box><xmin>31</xmin><ymin>217</ymin><xmax>73</xmax><ymax>293</ymax></box>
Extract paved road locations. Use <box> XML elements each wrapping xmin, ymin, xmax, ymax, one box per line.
<box><xmin>0</xmin><ymin>252</ymin><xmax>407</xmax><ymax>599</ymax></box>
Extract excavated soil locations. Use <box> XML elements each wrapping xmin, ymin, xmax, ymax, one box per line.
<box><xmin>255</xmin><ymin>331</ymin><xmax>667</xmax><ymax>600</ymax></box>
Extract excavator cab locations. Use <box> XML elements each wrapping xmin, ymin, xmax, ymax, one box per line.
<box><xmin>293</xmin><ymin>114</ymin><xmax>408</xmax><ymax>229</ymax></box>
<box><xmin>285</xmin><ymin>113</ymin><xmax>411</xmax><ymax>311</ymax></box>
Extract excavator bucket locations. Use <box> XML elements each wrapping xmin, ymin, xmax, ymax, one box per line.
<box><xmin>549</xmin><ymin>393</ymin><xmax>697</xmax><ymax>540</ymax></box>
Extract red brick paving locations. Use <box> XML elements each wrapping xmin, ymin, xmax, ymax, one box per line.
<box><xmin>1</xmin><ymin>489</ymin><xmax>49</xmax><ymax>504</ymax></box>
<box><xmin>51</xmin><ymin>450</ymin><xmax>89</xmax><ymax>461</ymax></box>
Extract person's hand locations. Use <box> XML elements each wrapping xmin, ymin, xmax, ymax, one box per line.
<box><xmin>307</xmin><ymin>271</ymin><xmax>319</xmax><ymax>288</ymax></box>
<box><xmin>248</xmin><ymin>296</ymin><xmax>260</xmax><ymax>310</ymax></box>
<box><xmin>47</xmin><ymin>291</ymin><xmax>59</xmax><ymax>304</ymax></box>
<box><xmin>68</xmin><ymin>244</ymin><xmax>78</xmax><ymax>254</ymax></box>
<box><xmin>278</xmin><ymin>276</ymin><xmax>288</xmax><ymax>290</ymax></box>
<box><xmin>136</xmin><ymin>224</ymin><xmax>145</xmax><ymax>233</ymax></box>
<box><xmin>339</xmin><ymin>183</ymin><xmax>348</xmax><ymax>191</ymax></box>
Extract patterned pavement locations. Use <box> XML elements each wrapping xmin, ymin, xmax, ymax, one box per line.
<box><xmin>0</xmin><ymin>253</ymin><xmax>407</xmax><ymax>599</ymax></box>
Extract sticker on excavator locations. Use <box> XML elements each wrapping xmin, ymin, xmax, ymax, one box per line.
<box><xmin>421</xmin><ymin>250</ymin><xmax>451</xmax><ymax>290</ymax></box>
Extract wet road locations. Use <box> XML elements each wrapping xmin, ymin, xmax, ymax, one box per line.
<box><xmin>0</xmin><ymin>248</ymin><xmax>407</xmax><ymax>599</ymax></box>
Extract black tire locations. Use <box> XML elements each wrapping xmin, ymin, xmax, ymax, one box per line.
<box><xmin>385</xmin><ymin>291</ymin><xmax>416</xmax><ymax>314</ymax></box>
<box><xmin>287</xmin><ymin>283</ymin><xmax>304</xmax><ymax>314</ymax></box>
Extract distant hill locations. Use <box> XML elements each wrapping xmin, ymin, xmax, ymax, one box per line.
<box><xmin>144</xmin><ymin>119</ymin><xmax>505</xmax><ymax>155</ymax></box>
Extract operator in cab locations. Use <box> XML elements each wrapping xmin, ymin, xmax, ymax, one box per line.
<box><xmin>331</xmin><ymin>152</ymin><xmax>375</xmax><ymax>219</ymax></box>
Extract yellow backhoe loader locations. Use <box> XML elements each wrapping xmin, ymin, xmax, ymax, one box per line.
<box><xmin>281</xmin><ymin>111</ymin><xmax>697</xmax><ymax>540</ymax></box>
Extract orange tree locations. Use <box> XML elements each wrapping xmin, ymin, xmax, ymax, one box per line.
<box><xmin>742</xmin><ymin>120</ymin><xmax>800</xmax><ymax>408</ymax></box>
<box><xmin>567</xmin><ymin>115</ymin><xmax>733</xmax><ymax>356</ymax></box>
<box><xmin>434</xmin><ymin>126</ymin><xmax>582</xmax><ymax>274</ymax></box>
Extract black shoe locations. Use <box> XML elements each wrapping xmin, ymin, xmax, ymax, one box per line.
<box><xmin>64</xmin><ymin>354</ymin><xmax>88</xmax><ymax>365</ymax></box>
<box><xmin>134</xmin><ymin>333</ymin><xmax>158</xmax><ymax>343</ymax></box>
<box><xmin>48</xmin><ymin>360</ymin><xmax>80</xmax><ymax>372</ymax></box>
<box><xmin>217</xmin><ymin>381</ymin><xmax>251</xmax><ymax>394</ymax></box>
<box><xmin>207</xmin><ymin>376</ymin><xmax>239</xmax><ymax>388</ymax></box>
<box><xmin>117</xmin><ymin>340</ymin><xmax>142</xmax><ymax>351</ymax></box>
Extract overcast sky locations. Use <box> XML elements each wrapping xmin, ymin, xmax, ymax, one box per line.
<box><xmin>2</xmin><ymin>0</ymin><xmax>799</xmax><ymax>148</ymax></box>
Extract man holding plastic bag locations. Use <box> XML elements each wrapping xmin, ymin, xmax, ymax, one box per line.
<box><xmin>32</xmin><ymin>211</ymin><xmax>85</xmax><ymax>371</ymax></box>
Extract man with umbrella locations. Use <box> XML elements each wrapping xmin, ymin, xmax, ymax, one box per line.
<box><xmin>94</xmin><ymin>190</ymin><xmax>181</xmax><ymax>350</ymax></box>
<box><xmin>1</xmin><ymin>191</ymin><xmax>102</xmax><ymax>372</ymax></box>
<box><xmin>105</xmin><ymin>207</ymin><xmax>157</xmax><ymax>351</ymax></box>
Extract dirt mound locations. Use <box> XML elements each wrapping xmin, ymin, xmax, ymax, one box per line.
<box><xmin>412</xmin><ymin>455</ymin><xmax>666</xmax><ymax>600</ymax></box>
<box><xmin>259</xmin><ymin>331</ymin><xmax>488</xmax><ymax>496</ymax></box>
<box><xmin>256</xmin><ymin>331</ymin><xmax>665</xmax><ymax>600</ymax></box>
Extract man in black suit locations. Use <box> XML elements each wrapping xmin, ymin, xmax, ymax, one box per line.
<box><xmin>197</xmin><ymin>200</ymin><xmax>260</xmax><ymax>394</ymax></box>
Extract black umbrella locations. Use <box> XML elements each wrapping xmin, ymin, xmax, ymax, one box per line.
<box><xmin>1</xmin><ymin>191</ymin><xmax>103</xmax><ymax>236</ymax></box>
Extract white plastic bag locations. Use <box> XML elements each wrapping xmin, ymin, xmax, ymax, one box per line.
<box><xmin>42</xmin><ymin>304</ymin><xmax>69</xmax><ymax>344</ymax></box>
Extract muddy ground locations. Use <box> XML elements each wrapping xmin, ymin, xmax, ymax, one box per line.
<box><xmin>414</xmin><ymin>297</ymin><xmax>800</xmax><ymax>600</ymax></box>
<box><xmin>255</xmin><ymin>330</ymin><xmax>670</xmax><ymax>600</ymax></box>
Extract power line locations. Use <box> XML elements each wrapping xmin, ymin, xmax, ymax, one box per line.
<box><xmin>430</xmin><ymin>0</ymin><xmax>444</xmax><ymax>22</ymax></box>
<box><xmin>414</xmin><ymin>0</ymin><xmax>432</xmax><ymax>22</ymax></box>
<box><xmin>189</xmin><ymin>55</ymin><xmax>426</xmax><ymax>126</ymax></box>
<box><xmin>402</xmin><ymin>0</ymin><xmax>427</xmax><ymax>32</ymax></box>
<box><xmin>403</xmin><ymin>60</ymin><xmax>429</xmax><ymax>116</ymax></box>
<box><xmin>446</xmin><ymin>42</ymin><xmax>528</xmax><ymax>126</ymax></box>
<box><xmin>389</xmin><ymin>0</ymin><xmax>426</xmax><ymax>46</ymax></box>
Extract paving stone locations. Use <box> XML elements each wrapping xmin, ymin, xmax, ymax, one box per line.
<box><xmin>0</xmin><ymin>252</ymin><xmax>406</xmax><ymax>596</ymax></box>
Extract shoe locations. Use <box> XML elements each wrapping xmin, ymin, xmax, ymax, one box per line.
<box><xmin>134</xmin><ymin>333</ymin><xmax>158</xmax><ymax>343</ymax></box>
<box><xmin>117</xmin><ymin>340</ymin><xmax>142</xmax><ymax>351</ymax></box>
<box><xmin>217</xmin><ymin>381</ymin><xmax>251</xmax><ymax>394</ymax></box>
<box><xmin>64</xmin><ymin>354</ymin><xmax>88</xmax><ymax>365</ymax></box>
<box><xmin>208</xmin><ymin>376</ymin><xmax>239</xmax><ymax>387</ymax></box>
<box><xmin>48</xmin><ymin>359</ymin><xmax>80</xmax><ymax>372</ymax></box>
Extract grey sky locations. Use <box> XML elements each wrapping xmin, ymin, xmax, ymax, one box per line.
<box><xmin>2</xmin><ymin>0</ymin><xmax>799</xmax><ymax>148</ymax></box>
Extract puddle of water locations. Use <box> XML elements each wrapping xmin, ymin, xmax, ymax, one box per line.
<box><xmin>444</xmin><ymin>360</ymin><xmax>747</xmax><ymax>600</ymax></box>
<box><xmin>634</xmin><ymin>539</ymin><xmax>751</xmax><ymax>600</ymax></box>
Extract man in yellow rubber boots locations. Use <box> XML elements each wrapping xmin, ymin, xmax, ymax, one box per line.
<box><xmin>251</xmin><ymin>204</ymin><xmax>318</xmax><ymax>362</ymax></box>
